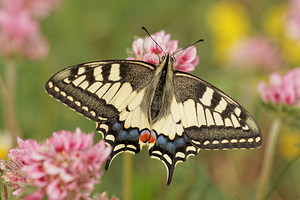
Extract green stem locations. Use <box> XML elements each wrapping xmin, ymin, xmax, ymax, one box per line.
<box><xmin>3</xmin><ymin>184</ymin><xmax>8</xmax><ymax>200</ymax></box>
<box><xmin>0</xmin><ymin>61</ymin><xmax>22</xmax><ymax>146</ymax></box>
<box><xmin>0</xmin><ymin>168</ymin><xmax>8</xmax><ymax>200</ymax></box>
<box><xmin>265</xmin><ymin>152</ymin><xmax>300</xmax><ymax>199</ymax></box>
<box><xmin>256</xmin><ymin>119</ymin><xmax>281</xmax><ymax>200</ymax></box>
<box><xmin>123</xmin><ymin>153</ymin><xmax>132</xmax><ymax>200</ymax></box>
<box><xmin>5</xmin><ymin>61</ymin><xmax>16</xmax><ymax>101</ymax></box>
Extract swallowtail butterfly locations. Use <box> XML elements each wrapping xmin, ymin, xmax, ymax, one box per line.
<box><xmin>45</xmin><ymin>39</ymin><xmax>262</xmax><ymax>185</ymax></box>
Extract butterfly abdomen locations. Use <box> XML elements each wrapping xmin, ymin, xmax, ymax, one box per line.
<box><xmin>150</xmin><ymin>69</ymin><xmax>168</xmax><ymax>121</ymax></box>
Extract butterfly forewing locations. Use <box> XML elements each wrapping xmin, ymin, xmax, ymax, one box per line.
<box><xmin>46</xmin><ymin>60</ymin><xmax>154</xmax><ymax>119</ymax></box>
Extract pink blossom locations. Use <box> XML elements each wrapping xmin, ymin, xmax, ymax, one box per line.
<box><xmin>0</xmin><ymin>0</ymin><xmax>60</xmax><ymax>59</ymax></box>
<box><xmin>286</xmin><ymin>0</ymin><xmax>300</xmax><ymax>42</ymax></box>
<box><xmin>127</xmin><ymin>30</ymin><xmax>199</xmax><ymax>72</ymax></box>
<box><xmin>0</xmin><ymin>153</ymin><xmax>27</xmax><ymax>196</ymax></box>
<box><xmin>0</xmin><ymin>8</ymin><xmax>49</xmax><ymax>59</ymax></box>
<box><xmin>229</xmin><ymin>36</ymin><xmax>283</xmax><ymax>71</ymax></box>
<box><xmin>0</xmin><ymin>128</ymin><xmax>112</xmax><ymax>200</ymax></box>
<box><xmin>46</xmin><ymin>179</ymin><xmax>67</xmax><ymax>200</ymax></box>
<box><xmin>257</xmin><ymin>67</ymin><xmax>300</xmax><ymax>107</ymax></box>
<box><xmin>1</xmin><ymin>0</ymin><xmax>61</xmax><ymax>19</ymax></box>
<box><xmin>92</xmin><ymin>192</ymin><xmax>119</xmax><ymax>200</ymax></box>
<box><xmin>8</xmin><ymin>137</ymin><xmax>41</xmax><ymax>167</ymax></box>
<box><xmin>257</xmin><ymin>81</ymin><xmax>270</xmax><ymax>102</ymax></box>
<box><xmin>0</xmin><ymin>9</ymin><xmax>38</xmax><ymax>43</ymax></box>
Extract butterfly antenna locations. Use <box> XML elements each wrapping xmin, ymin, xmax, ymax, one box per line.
<box><xmin>142</xmin><ymin>27</ymin><xmax>166</xmax><ymax>59</ymax></box>
<box><xmin>172</xmin><ymin>39</ymin><xmax>204</xmax><ymax>56</ymax></box>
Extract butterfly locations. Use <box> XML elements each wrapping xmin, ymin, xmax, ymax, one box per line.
<box><xmin>45</xmin><ymin>41</ymin><xmax>262</xmax><ymax>185</ymax></box>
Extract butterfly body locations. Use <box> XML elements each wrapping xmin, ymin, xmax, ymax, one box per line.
<box><xmin>45</xmin><ymin>54</ymin><xmax>262</xmax><ymax>184</ymax></box>
<box><xmin>142</xmin><ymin>54</ymin><xmax>174</xmax><ymax>123</ymax></box>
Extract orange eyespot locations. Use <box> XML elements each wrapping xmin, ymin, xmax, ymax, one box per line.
<box><xmin>140</xmin><ymin>130</ymin><xmax>150</xmax><ymax>143</ymax></box>
<box><xmin>140</xmin><ymin>130</ymin><xmax>157</xmax><ymax>143</ymax></box>
<box><xmin>149</xmin><ymin>131</ymin><xmax>156</xmax><ymax>143</ymax></box>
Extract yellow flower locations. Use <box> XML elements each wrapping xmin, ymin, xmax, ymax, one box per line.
<box><xmin>207</xmin><ymin>1</ymin><xmax>251</xmax><ymax>63</ymax></box>
<box><xmin>0</xmin><ymin>134</ymin><xmax>12</xmax><ymax>160</ymax></box>
<box><xmin>263</xmin><ymin>4</ymin><xmax>300</xmax><ymax>65</ymax></box>
<box><xmin>282</xmin><ymin>38</ymin><xmax>300</xmax><ymax>65</ymax></box>
<box><xmin>263</xmin><ymin>5</ymin><xmax>288</xmax><ymax>40</ymax></box>
<box><xmin>278</xmin><ymin>129</ymin><xmax>300</xmax><ymax>160</ymax></box>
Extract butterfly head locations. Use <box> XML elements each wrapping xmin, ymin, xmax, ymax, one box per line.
<box><xmin>157</xmin><ymin>54</ymin><xmax>177</xmax><ymax>72</ymax></box>
<box><xmin>161</xmin><ymin>54</ymin><xmax>176</xmax><ymax>64</ymax></box>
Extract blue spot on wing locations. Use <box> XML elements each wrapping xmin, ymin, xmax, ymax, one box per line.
<box><xmin>166</xmin><ymin>142</ymin><xmax>175</xmax><ymax>154</ymax></box>
<box><xmin>156</xmin><ymin>135</ymin><xmax>167</xmax><ymax>148</ymax></box>
<box><xmin>129</xmin><ymin>129</ymin><xmax>139</xmax><ymax>141</ymax></box>
<box><xmin>112</xmin><ymin>121</ymin><xmax>122</xmax><ymax>131</ymax></box>
<box><xmin>175</xmin><ymin>138</ymin><xmax>185</xmax><ymax>148</ymax></box>
<box><xmin>119</xmin><ymin>130</ymin><xmax>128</xmax><ymax>140</ymax></box>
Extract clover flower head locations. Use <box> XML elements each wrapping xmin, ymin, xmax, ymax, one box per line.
<box><xmin>229</xmin><ymin>36</ymin><xmax>283</xmax><ymax>71</ymax></box>
<box><xmin>257</xmin><ymin>67</ymin><xmax>300</xmax><ymax>107</ymax></box>
<box><xmin>127</xmin><ymin>30</ymin><xmax>199</xmax><ymax>72</ymax></box>
<box><xmin>0</xmin><ymin>0</ymin><xmax>61</xmax><ymax>59</ymax></box>
<box><xmin>0</xmin><ymin>128</ymin><xmax>112</xmax><ymax>200</ymax></box>
<box><xmin>286</xmin><ymin>0</ymin><xmax>300</xmax><ymax>42</ymax></box>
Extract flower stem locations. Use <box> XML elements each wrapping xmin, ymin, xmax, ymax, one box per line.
<box><xmin>0</xmin><ymin>61</ymin><xmax>22</xmax><ymax>146</ymax></box>
<box><xmin>3</xmin><ymin>184</ymin><xmax>8</xmax><ymax>200</ymax></box>
<box><xmin>123</xmin><ymin>153</ymin><xmax>132</xmax><ymax>200</ymax></box>
<box><xmin>256</xmin><ymin>118</ymin><xmax>281</xmax><ymax>200</ymax></box>
<box><xmin>265</xmin><ymin>152</ymin><xmax>300</xmax><ymax>199</ymax></box>
<box><xmin>0</xmin><ymin>168</ymin><xmax>8</xmax><ymax>200</ymax></box>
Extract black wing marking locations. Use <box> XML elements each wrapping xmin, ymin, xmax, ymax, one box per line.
<box><xmin>45</xmin><ymin>60</ymin><xmax>155</xmax><ymax>122</ymax></box>
<box><xmin>173</xmin><ymin>71</ymin><xmax>262</xmax><ymax>149</ymax></box>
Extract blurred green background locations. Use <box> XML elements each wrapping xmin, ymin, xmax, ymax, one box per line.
<box><xmin>1</xmin><ymin>0</ymin><xmax>300</xmax><ymax>199</ymax></box>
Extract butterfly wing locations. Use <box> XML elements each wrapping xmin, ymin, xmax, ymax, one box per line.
<box><xmin>45</xmin><ymin>60</ymin><xmax>156</xmax><ymax>164</ymax></box>
<box><xmin>148</xmin><ymin>70</ymin><xmax>262</xmax><ymax>184</ymax></box>
<box><xmin>172</xmin><ymin>71</ymin><xmax>262</xmax><ymax>149</ymax></box>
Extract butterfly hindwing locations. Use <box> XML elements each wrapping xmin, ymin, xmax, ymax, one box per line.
<box><xmin>144</xmin><ymin>96</ymin><xmax>197</xmax><ymax>184</ymax></box>
<box><xmin>149</xmin><ymin>130</ymin><xmax>199</xmax><ymax>185</ymax></box>
<box><xmin>173</xmin><ymin>71</ymin><xmax>262</xmax><ymax>150</ymax></box>
<box><xmin>96</xmin><ymin>118</ymin><xmax>142</xmax><ymax>170</ymax></box>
